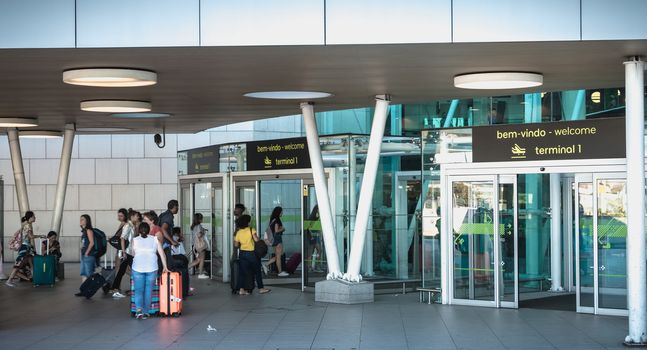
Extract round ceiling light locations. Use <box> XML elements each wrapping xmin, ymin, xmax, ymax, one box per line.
<box><xmin>0</xmin><ymin>117</ymin><xmax>38</xmax><ymax>128</ymax></box>
<box><xmin>63</xmin><ymin>68</ymin><xmax>157</xmax><ymax>87</ymax></box>
<box><xmin>111</xmin><ymin>112</ymin><xmax>171</xmax><ymax>119</ymax></box>
<box><xmin>19</xmin><ymin>130</ymin><xmax>61</xmax><ymax>139</ymax></box>
<box><xmin>76</xmin><ymin>127</ymin><xmax>131</xmax><ymax>132</ymax></box>
<box><xmin>454</xmin><ymin>72</ymin><xmax>543</xmax><ymax>89</ymax></box>
<box><xmin>81</xmin><ymin>100</ymin><xmax>152</xmax><ymax>113</ymax></box>
<box><xmin>244</xmin><ymin>91</ymin><xmax>332</xmax><ymax>99</ymax></box>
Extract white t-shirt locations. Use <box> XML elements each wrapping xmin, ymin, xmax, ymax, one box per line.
<box><xmin>132</xmin><ymin>235</ymin><xmax>159</xmax><ymax>273</ymax></box>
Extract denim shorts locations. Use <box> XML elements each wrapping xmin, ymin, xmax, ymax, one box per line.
<box><xmin>80</xmin><ymin>255</ymin><xmax>96</xmax><ymax>277</ymax></box>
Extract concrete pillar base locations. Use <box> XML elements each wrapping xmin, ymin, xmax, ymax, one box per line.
<box><xmin>315</xmin><ymin>279</ymin><xmax>374</xmax><ymax>304</ymax></box>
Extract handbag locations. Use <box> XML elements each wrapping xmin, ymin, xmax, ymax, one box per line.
<box><xmin>108</xmin><ymin>226</ymin><xmax>128</xmax><ymax>250</ymax></box>
<box><xmin>252</xmin><ymin>228</ymin><xmax>268</xmax><ymax>259</ymax></box>
<box><xmin>8</xmin><ymin>229</ymin><xmax>22</xmax><ymax>251</ymax></box>
<box><xmin>263</xmin><ymin>222</ymin><xmax>275</xmax><ymax>246</ymax></box>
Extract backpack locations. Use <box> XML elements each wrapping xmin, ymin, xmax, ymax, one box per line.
<box><xmin>8</xmin><ymin>229</ymin><xmax>22</xmax><ymax>251</ymax></box>
<box><xmin>263</xmin><ymin>222</ymin><xmax>275</xmax><ymax>246</ymax></box>
<box><xmin>92</xmin><ymin>228</ymin><xmax>108</xmax><ymax>260</ymax></box>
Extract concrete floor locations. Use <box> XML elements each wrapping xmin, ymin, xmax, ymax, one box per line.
<box><xmin>0</xmin><ymin>264</ymin><xmax>630</xmax><ymax>350</ymax></box>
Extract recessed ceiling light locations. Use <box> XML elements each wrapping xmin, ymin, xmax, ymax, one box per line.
<box><xmin>63</xmin><ymin>68</ymin><xmax>157</xmax><ymax>87</ymax></box>
<box><xmin>0</xmin><ymin>117</ymin><xmax>38</xmax><ymax>128</ymax></box>
<box><xmin>244</xmin><ymin>91</ymin><xmax>332</xmax><ymax>99</ymax></box>
<box><xmin>81</xmin><ymin>100</ymin><xmax>152</xmax><ymax>113</ymax></box>
<box><xmin>76</xmin><ymin>127</ymin><xmax>131</xmax><ymax>132</ymax></box>
<box><xmin>454</xmin><ymin>72</ymin><xmax>543</xmax><ymax>89</ymax></box>
<box><xmin>19</xmin><ymin>130</ymin><xmax>61</xmax><ymax>139</ymax></box>
<box><xmin>111</xmin><ymin>112</ymin><xmax>171</xmax><ymax>119</ymax></box>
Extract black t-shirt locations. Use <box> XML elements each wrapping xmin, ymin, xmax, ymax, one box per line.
<box><xmin>270</xmin><ymin>218</ymin><xmax>283</xmax><ymax>236</ymax></box>
<box><xmin>158</xmin><ymin>210</ymin><xmax>175</xmax><ymax>245</ymax></box>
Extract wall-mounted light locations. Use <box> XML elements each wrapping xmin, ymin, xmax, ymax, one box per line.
<box><xmin>81</xmin><ymin>100</ymin><xmax>152</xmax><ymax>113</ymax></box>
<box><xmin>63</xmin><ymin>68</ymin><xmax>157</xmax><ymax>87</ymax></box>
<box><xmin>591</xmin><ymin>91</ymin><xmax>601</xmax><ymax>104</ymax></box>
<box><xmin>454</xmin><ymin>72</ymin><xmax>543</xmax><ymax>89</ymax></box>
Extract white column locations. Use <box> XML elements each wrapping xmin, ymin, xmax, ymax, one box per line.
<box><xmin>51</xmin><ymin>124</ymin><xmax>75</xmax><ymax>234</ymax></box>
<box><xmin>624</xmin><ymin>56</ymin><xmax>646</xmax><ymax>345</ymax></box>
<box><xmin>344</xmin><ymin>95</ymin><xmax>391</xmax><ymax>282</ymax></box>
<box><xmin>7</xmin><ymin>128</ymin><xmax>29</xmax><ymax>216</ymax></box>
<box><xmin>301</xmin><ymin>102</ymin><xmax>342</xmax><ymax>279</ymax></box>
<box><xmin>550</xmin><ymin>173</ymin><xmax>563</xmax><ymax>292</ymax></box>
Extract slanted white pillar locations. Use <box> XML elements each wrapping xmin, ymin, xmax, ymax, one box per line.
<box><xmin>549</xmin><ymin>173</ymin><xmax>563</xmax><ymax>292</ymax></box>
<box><xmin>7</xmin><ymin>128</ymin><xmax>29</xmax><ymax>216</ymax></box>
<box><xmin>624</xmin><ymin>56</ymin><xmax>646</xmax><ymax>345</ymax></box>
<box><xmin>301</xmin><ymin>102</ymin><xmax>342</xmax><ymax>279</ymax></box>
<box><xmin>51</xmin><ymin>124</ymin><xmax>75</xmax><ymax>235</ymax></box>
<box><xmin>344</xmin><ymin>95</ymin><xmax>391</xmax><ymax>282</ymax></box>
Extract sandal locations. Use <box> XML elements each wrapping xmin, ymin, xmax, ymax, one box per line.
<box><xmin>238</xmin><ymin>290</ymin><xmax>250</xmax><ymax>295</ymax></box>
<box><xmin>259</xmin><ymin>288</ymin><xmax>271</xmax><ymax>294</ymax></box>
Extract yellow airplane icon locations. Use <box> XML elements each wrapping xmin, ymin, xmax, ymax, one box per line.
<box><xmin>511</xmin><ymin>144</ymin><xmax>526</xmax><ymax>159</ymax></box>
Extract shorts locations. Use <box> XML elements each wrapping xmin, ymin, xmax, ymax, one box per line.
<box><xmin>80</xmin><ymin>255</ymin><xmax>96</xmax><ymax>277</ymax></box>
<box><xmin>271</xmin><ymin>234</ymin><xmax>283</xmax><ymax>247</ymax></box>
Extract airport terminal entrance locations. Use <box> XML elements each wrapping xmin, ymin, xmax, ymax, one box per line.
<box><xmin>232</xmin><ymin>170</ymin><xmax>332</xmax><ymax>289</ymax></box>
<box><xmin>442</xmin><ymin>165</ymin><xmax>631</xmax><ymax>316</ymax></box>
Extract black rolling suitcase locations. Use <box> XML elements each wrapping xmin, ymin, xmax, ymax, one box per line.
<box><xmin>79</xmin><ymin>273</ymin><xmax>106</xmax><ymax>299</ymax></box>
<box><xmin>230</xmin><ymin>259</ymin><xmax>254</xmax><ymax>294</ymax></box>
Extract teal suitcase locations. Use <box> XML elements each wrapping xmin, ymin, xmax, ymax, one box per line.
<box><xmin>33</xmin><ymin>255</ymin><xmax>56</xmax><ymax>287</ymax></box>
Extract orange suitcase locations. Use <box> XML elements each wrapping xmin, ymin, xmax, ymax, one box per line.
<box><xmin>159</xmin><ymin>271</ymin><xmax>182</xmax><ymax>317</ymax></box>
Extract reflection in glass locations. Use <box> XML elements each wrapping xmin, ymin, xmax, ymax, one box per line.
<box><xmin>452</xmin><ymin>181</ymin><xmax>495</xmax><ymax>301</ymax></box>
<box><xmin>597</xmin><ymin>179</ymin><xmax>627</xmax><ymax>310</ymax></box>
<box><xmin>499</xmin><ymin>183</ymin><xmax>515</xmax><ymax>302</ymax></box>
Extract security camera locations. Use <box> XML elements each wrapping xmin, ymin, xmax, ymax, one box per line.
<box><xmin>154</xmin><ymin>130</ymin><xmax>166</xmax><ymax>149</ymax></box>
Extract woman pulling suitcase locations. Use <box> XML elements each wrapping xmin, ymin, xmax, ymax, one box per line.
<box><xmin>131</xmin><ymin>222</ymin><xmax>169</xmax><ymax>319</ymax></box>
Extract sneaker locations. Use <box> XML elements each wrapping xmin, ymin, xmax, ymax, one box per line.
<box><xmin>278</xmin><ymin>271</ymin><xmax>289</xmax><ymax>277</ymax></box>
<box><xmin>135</xmin><ymin>309</ymin><xmax>144</xmax><ymax>319</ymax></box>
<box><xmin>5</xmin><ymin>281</ymin><xmax>15</xmax><ymax>287</ymax></box>
<box><xmin>197</xmin><ymin>273</ymin><xmax>209</xmax><ymax>279</ymax></box>
<box><xmin>112</xmin><ymin>292</ymin><xmax>126</xmax><ymax>299</ymax></box>
<box><xmin>142</xmin><ymin>313</ymin><xmax>149</xmax><ymax>320</ymax></box>
<box><xmin>261</xmin><ymin>264</ymin><xmax>269</xmax><ymax>276</ymax></box>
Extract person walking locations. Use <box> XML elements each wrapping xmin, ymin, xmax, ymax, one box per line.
<box><xmin>132</xmin><ymin>222</ymin><xmax>169</xmax><ymax>319</ymax></box>
<box><xmin>263</xmin><ymin>207</ymin><xmax>288</xmax><ymax>277</ymax></box>
<box><xmin>234</xmin><ymin>215</ymin><xmax>270</xmax><ymax>295</ymax></box>
<box><xmin>74</xmin><ymin>214</ymin><xmax>96</xmax><ymax>296</ymax></box>
<box><xmin>189</xmin><ymin>213</ymin><xmax>210</xmax><ymax>279</ymax></box>
<box><xmin>110</xmin><ymin>209</ymin><xmax>136</xmax><ymax>298</ymax></box>
<box><xmin>5</xmin><ymin>211</ymin><xmax>39</xmax><ymax>287</ymax></box>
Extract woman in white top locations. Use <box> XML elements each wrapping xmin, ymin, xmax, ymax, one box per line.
<box><xmin>132</xmin><ymin>222</ymin><xmax>169</xmax><ymax>319</ymax></box>
<box><xmin>189</xmin><ymin>213</ymin><xmax>210</xmax><ymax>279</ymax></box>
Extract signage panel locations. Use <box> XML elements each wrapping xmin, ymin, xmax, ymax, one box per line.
<box><xmin>187</xmin><ymin>145</ymin><xmax>220</xmax><ymax>174</ymax></box>
<box><xmin>247</xmin><ymin>137</ymin><xmax>310</xmax><ymax>171</ymax></box>
<box><xmin>472</xmin><ymin>118</ymin><xmax>625</xmax><ymax>162</ymax></box>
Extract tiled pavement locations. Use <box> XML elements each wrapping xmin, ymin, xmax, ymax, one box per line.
<box><xmin>0</xmin><ymin>264</ymin><xmax>630</xmax><ymax>350</ymax></box>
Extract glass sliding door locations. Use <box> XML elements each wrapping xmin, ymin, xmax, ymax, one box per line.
<box><xmin>449</xmin><ymin>175</ymin><xmax>517</xmax><ymax>308</ymax></box>
<box><xmin>576</xmin><ymin>173</ymin><xmax>628</xmax><ymax>316</ymax></box>
<box><xmin>595</xmin><ymin>176</ymin><xmax>627</xmax><ymax>313</ymax></box>
<box><xmin>450</xmin><ymin>177</ymin><xmax>496</xmax><ymax>305</ymax></box>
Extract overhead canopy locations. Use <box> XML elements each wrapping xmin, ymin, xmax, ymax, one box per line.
<box><xmin>0</xmin><ymin>40</ymin><xmax>645</xmax><ymax>133</ymax></box>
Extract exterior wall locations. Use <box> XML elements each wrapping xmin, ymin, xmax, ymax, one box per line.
<box><xmin>1</xmin><ymin>0</ymin><xmax>646</xmax><ymax>48</ymax></box>
<box><xmin>1</xmin><ymin>116</ymin><xmax>303</xmax><ymax>261</ymax></box>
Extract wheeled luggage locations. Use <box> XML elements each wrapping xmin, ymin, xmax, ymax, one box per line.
<box><xmin>130</xmin><ymin>276</ymin><xmax>159</xmax><ymax>316</ymax></box>
<box><xmin>33</xmin><ymin>238</ymin><xmax>55</xmax><ymax>287</ymax></box>
<box><xmin>159</xmin><ymin>271</ymin><xmax>182</xmax><ymax>317</ymax></box>
<box><xmin>79</xmin><ymin>273</ymin><xmax>106</xmax><ymax>299</ymax></box>
<box><xmin>230</xmin><ymin>258</ymin><xmax>254</xmax><ymax>294</ymax></box>
<box><xmin>285</xmin><ymin>252</ymin><xmax>302</xmax><ymax>274</ymax></box>
<box><xmin>56</xmin><ymin>262</ymin><xmax>65</xmax><ymax>280</ymax></box>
